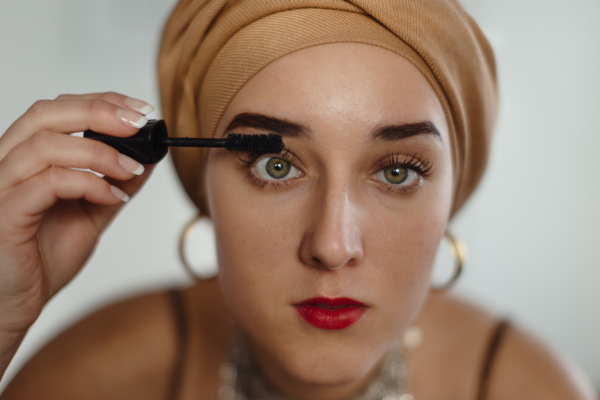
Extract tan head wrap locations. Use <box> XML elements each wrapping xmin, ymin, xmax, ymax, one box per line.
<box><xmin>158</xmin><ymin>0</ymin><xmax>498</xmax><ymax>217</ymax></box>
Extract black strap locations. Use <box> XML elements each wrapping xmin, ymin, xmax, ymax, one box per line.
<box><xmin>475</xmin><ymin>320</ymin><xmax>510</xmax><ymax>400</ymax></box>
<box><xmin>166</xmin><ymin>289</ymin><xmax>188</xmax><ymax>400</ymax></box>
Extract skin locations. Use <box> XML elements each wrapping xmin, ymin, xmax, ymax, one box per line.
<box><xmin>0</xmin><ymin>92</ymin><xmax>154</xmax><ymax>381</ymax></box>
<box><xmin>205</xmin><ymin>43</ymin><xmax>453</xmax><ymax>399</ymax></box>
<box><xmin>0</xmin><ymin>44</ymin><xmax>595</xmax><ymax>399</ymax></box>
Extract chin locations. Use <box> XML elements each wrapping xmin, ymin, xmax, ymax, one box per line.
<box><xmin>247</xmin><ymin>324</ymin><xmax>390</xmax><ymax>387</ymax></box>
<box><xmin>285</xmin><ymin>354</ymin><xmax>377</xmax><ymax>386</ymax></box>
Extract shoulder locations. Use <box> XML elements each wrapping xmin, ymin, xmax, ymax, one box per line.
<box><xmin>1</xmin><ymin>288</ymin><xmax>182</xmax><ymax>400</ymax></box>
<box><xmin>485</xmin><ymin>321</ymin><xmax>596</xmax><ymax>399</ymax></box>
<box><xmin>409</xmin><ymin>292</ymin><xmax>596</xmax><ymax>400</ymax></box>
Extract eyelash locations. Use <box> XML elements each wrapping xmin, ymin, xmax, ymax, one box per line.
<box><xmin>236</xmin><ymin>150</ymin><xmax>434</xmax><ymax>193</ymax></box>
<box><xmin>376</xmin><ymin>152</ymin><xmax>434</xmax><ymax>195</ymax></box>
<box><xmin>236</xmin><ymin>149</ymin><xmax>299</xmax><ymax>190</ymax></box>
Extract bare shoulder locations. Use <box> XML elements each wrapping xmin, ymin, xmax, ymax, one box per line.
<box><xmin>486</xmin><ymin>322</ymin><xmax>596</xmax><ymax>399</ymax></box>
<box><xmin>409</xmin><ymin>293</ymin><xmax>596</xmax><ymax>400</ymax></box>
<box><xmin>1</xmin><ymin>289</ymin><xmax>181</xmax><ymax>400</ymax></box>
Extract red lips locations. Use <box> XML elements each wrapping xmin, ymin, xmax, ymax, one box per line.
<box><xmin>294</xmin><ymin>297</ymin><xmax>367</xmax><ymax>329</ymax></box>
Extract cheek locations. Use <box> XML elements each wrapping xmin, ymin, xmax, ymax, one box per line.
<box><xmin>206</xmin><ymin>161</ymin><xmax>306</xmax><ymax>317</ymax></box>
<box><xmin>361</xmin><ymin>170</ymin><xmax>453</xmax><ymax>326</ymax></box>
<box><xmin>363</xmin><ymin>206</ymin><xmax>444</xmax><ymax>325</ymax></box>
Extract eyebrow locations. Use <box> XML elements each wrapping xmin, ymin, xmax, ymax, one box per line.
<box><xmin>225</xmin><ymin>112</ymin><xmax>310</xmax><ymax>139</ymax></box>
<box><xmin>225</xmin><ymin>112</ymin><xmax>441</xmax><ymax>142</ymax></box>
<box><xmin>370</xmin><ymin>121</ymin><xmax>441</xmax><ymax>142</ymax></box>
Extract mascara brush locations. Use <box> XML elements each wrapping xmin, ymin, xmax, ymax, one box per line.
<box><xmin>83</xmin><ymin>119</ymin><xmax>284</xmax><ymax>164</ymax></box>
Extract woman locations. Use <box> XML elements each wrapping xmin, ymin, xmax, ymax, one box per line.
<box><xmin>0</xmin><ymin>0</ymin><xmax>595</xmax><ymax>399</ymax></box>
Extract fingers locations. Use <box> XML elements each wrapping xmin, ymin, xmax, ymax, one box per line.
<box><xmin>24</xmin><ymin>97</ymin><xmax>146</xmax><ymax>135</ymax></box>
<box><xmin>83</xmin><ymin>165</ymin><xmax>155</xmax><ymax>233</ymax></box>
<box><xmin>0</xmin><ymin>131</ymin><xmax>144</xmax><ymax>191</ymax></box>
<box><xmin>55</xmin><ymin>92</ymin><xmax>155</xmax><ymax>116</ymax></box>
<box><xmin>104</xmin><ymin>164</ymin><xmax>154</xmax><ymax>196</ymax></box>
<box><xmin>0</xmin><ymin>92</ymin><xmax>154</xmax><ymax>161</ymax></box>
<box><xmin>3</xmin><ymin>167</ymin><xmax>128</xmax><ymax>228</ymax></box>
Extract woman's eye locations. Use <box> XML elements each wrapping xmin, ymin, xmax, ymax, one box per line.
<box><xmin>254</xmin><ymin>157</ymin><xmax>301</xmax><ymax>180</ymax></box>
<box><xmin>374</xmin><ymin>166</ymin><xmax>418</xmax><ymax>186</ymax></box>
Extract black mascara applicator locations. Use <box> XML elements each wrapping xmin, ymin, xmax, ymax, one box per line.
<box><xmin>84</xmin><ymin>119</ymin><xmax>284</xmax><ymax>164</ymax></box>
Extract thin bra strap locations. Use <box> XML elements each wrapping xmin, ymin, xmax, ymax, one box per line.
<box><xmin>475</xmin><ymin>319</ymin><xmax>510</xmax><ymax>400</ymax></box>
<box><xmin>166</xmin><ymin>288</ymin><xmax>189</xmax><ymax>400</ymax></box>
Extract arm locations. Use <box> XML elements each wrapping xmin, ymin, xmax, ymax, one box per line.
<box><xmin>0</xmin><ymin>92</ymin><xmax>153</xmax><ymax>380</ymax></box>
<box><xmin>0</xmin><ymin>291</ymin><xmax>177</xmax><ymax>400</ymax></box>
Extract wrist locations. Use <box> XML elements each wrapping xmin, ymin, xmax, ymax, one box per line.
<box><xmin>0</xmin><ymin>293</ymin><xmax>44</xmax><ymax>336</ymax></box>
<box><xmin>0</xmin><ymin>328</ymin><xmax>28</xmax><ymax>382</ymax></box>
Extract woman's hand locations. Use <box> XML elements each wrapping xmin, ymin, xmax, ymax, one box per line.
<box><xmin>0</xmin><ymin>92</ymin><xmax>154</xmax><ymax>337</ymax></box>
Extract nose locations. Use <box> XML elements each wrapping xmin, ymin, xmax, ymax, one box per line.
<box><xmin>299</xmin><ymin>189</ymin><xmax>364</xmax><ymax>271</ymax></box>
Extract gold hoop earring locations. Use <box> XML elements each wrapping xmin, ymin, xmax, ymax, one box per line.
<box><xmin>430</xmin><ymin>231</ymin><xmax>466</xmax><ymax>291</ymax></box>
<box><xmin>179</xmin><ymin>215</ymin><xmax>217</xmax><ymax>281</ymax></box>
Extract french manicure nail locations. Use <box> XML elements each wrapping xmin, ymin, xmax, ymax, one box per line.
<box><xmin>116</xmin><ymin>108</ymin><xmax>148</xmax><ymax>129</ymax></box>
<box><xmin>124</xmin><ymin>97</ymin><xmax>155</xmax><ymax>115</ymax></box>
<box><xmin>118</xmin><ymin>153</ymin><xmax>145</xmax><ymax>176</ymax></box>
<box><xmin>110</xmin><ymin>185</ymin><xmax>130</xmax><ymax>203</ymax></box>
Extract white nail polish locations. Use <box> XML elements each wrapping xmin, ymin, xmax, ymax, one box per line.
<box><xmin>110</xmin><ymin>185</ymin><xmax>130</xmax><ymax>203</ymax></box>
<box><xmin>116</xmin><ymin>108</ymin><xmax>148</xmax><ymax>129</ymax></box>
<box><xmin>124</xmin><ymin>97</ymin><xmax>155</xmax><ymax>116</ymax></box>
<box><xmin>118</xmin><ymin>153</ymin><xmax>145</xmax><ymax>176</ymax></box>
<box><xmin>137</xmin><ymin>103</ymin><xmax>154</xmax><ymax>115</ymax></box>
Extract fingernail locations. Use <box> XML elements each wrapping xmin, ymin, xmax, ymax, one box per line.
<box><xmin>110</xmin><ymin>185</ymin><xmax>130</xmax><ymax>203</ymax></box>
<box><xmin>118</xmin><ymin>153</ymin><xmax>145</xmax><ymax>175</ymax></box>
<box><xmin>124</xmin><ymin>97</ymin><xmax>155</xmax><ymax>116</ymax></box>
<box><xmin>116</xmin><ymin>108</ymin><xmax>148</xmax><ymax>128</ymax></box>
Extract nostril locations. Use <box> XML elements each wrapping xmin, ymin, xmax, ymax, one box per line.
<box><xmin>315</xmin><ymin>258</ymin><xmax>342</xmax><ymax>270</ymax></box>
<box><xmin>308</xmin><ymin>244</ymin><xmax>360</xmax><ymax>271</ymax></box>
<box><xmin>326</xmin><ymin>263</ymin><xmax>345</xmax><ymax>271</ymax></box>
<box><xmin>299</xmin><ymin>223</ymin><xmax>364</xmax><ymax>270</ymax></box>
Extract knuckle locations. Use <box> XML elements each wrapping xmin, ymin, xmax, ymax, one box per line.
<box><xmin>87</xmin><ymin>98</ymin><xmax>107</xmax><ymax>118</ymax></box>
<box><xmin>83</xmin><ymin>169</ymin><xmax>95</xmax><ymax>187</ymax></box>
<box><xmin>43</xmin><ymin>166</ymin><xmax>61</xmax><ymax>187</ymax></box>
<box><xmin>89</xmin><ymin>138</ymin><xmax>108</xmax><ymax>161</ymax></box>
<box><xmin>55</xmin><ymin>93</ymin><xmax>73</xmax><ymax>101</ymax></box>
<box><xmin>26</xmin><ymin>100</ymin><xmax>50</xmax><ymax>118</ymax></box>
<box><xmin>84</xmin><ymin>170</ymin><xmax>104</xmax><ymax>193</ymax></box>
<box><xmin>28</xmin><ymin>131</ymin><xmax>52</xmax><ymax>153</ymax></box>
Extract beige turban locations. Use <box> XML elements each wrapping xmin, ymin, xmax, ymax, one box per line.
<box><xmin>158</xmin><ymin>0</ymin><xmax>498</xmax><ymax>217</ymax></box>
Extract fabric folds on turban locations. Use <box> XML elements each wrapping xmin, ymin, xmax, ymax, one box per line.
<box><xmin>158</xmin><ymin>0</ymin><xmax>498</xmax><ymax>217</ymax></box>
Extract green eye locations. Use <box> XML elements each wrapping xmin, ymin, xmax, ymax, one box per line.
<box><xmin>375</xmin><ymin>166</ymin><xmax>418</xmax><ymax>186</ymax></box>
<box><xmin>384</xmin><ymin>166</ymin><xmax>408</xmax><ymax>184</ymax></box>
<box><xmin>265</xmin><ymin>158</ymin><xmax>290</xmax><ymax>179</ymax></box>
<box><xmin>254</xmin><ymin>157</ymin><xmax>300</xmax><ymax>180</ymax></box>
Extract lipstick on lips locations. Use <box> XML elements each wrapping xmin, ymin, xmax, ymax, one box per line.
<box><xmin>294</xmin><ymin>297</ymin><xmax>367</xmax><ymax>330</ymax></box>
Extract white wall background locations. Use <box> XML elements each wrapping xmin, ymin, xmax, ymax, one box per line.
<box><xmin>0</xmin><ymin>0</ymin><xmax>599</xmax><ymax>392</ymax></box>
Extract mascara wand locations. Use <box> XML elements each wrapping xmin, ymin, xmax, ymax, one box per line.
<box><xmin>83</xmin><ymin>119</ymin><xmax>284</xmax><ymax>164</ymax></box>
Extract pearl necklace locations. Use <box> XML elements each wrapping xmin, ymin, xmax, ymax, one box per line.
<box><xmin>218</xmin><ymin>334</ymin><xmax>414</xmax><ymax>400</ymax></box>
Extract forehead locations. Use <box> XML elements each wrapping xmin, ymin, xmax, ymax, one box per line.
<box><xmin>217</xmin><ymin>42</ymin><xmax>449</xmax><ymax>143</ymax></box>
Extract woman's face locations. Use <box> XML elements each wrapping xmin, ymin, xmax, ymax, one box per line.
<box><xmin>205</xmin><ymin>43</ymin><xmax>453</xmax><ymax>395</ymax></box>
